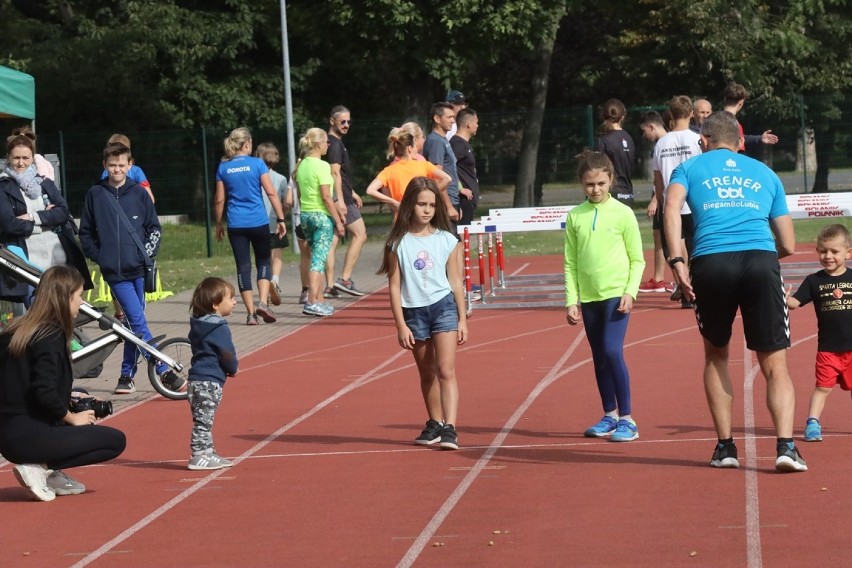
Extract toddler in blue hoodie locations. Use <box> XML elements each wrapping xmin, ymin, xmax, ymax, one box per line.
<box><xmin>187</xmin><ymin>277</ymin><xmax>239</xmax><ymax>470</ymax></box>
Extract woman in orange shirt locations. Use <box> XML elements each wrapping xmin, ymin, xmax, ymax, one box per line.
<box><xmin>366</xmin><ymin>130</ymin><xmax>451</xmax><ymax>217</ymax></box>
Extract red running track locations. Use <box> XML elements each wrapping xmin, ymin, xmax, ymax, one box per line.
<box><xmin>1</xmin><ymin>248</ymin><xmax>849</xmax><ymax>567</ymax></box>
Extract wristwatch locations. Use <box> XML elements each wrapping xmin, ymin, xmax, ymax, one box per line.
<box><xmin>276</xmin><ymin>218</ymin><xmax>286</xmax><ymax>224</ymax></box>
<box><xmin>667</xmin><ymin>256</ymin><xmax>685</xmax><ymax>268</ymax></box>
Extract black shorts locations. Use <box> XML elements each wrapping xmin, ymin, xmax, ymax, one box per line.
<box><xmin>690</xmin><ymin>250</ymin><xmax>790</xmax><ymax>352</ymax></box>
<box><xmin>660</xmin><ymin>213</ymin><xmax>694</xmax><ymax>259</ymax></box>
<box><xmin>269</xmin><ymin>232</ymin><xmax>290</xmax><ymax>249</ymax></box>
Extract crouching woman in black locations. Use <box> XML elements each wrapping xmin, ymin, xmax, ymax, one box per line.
<box><xmin>0</xmin><ymin>265</ymin><xmax>126</xmax><ymax>501</ymax></box>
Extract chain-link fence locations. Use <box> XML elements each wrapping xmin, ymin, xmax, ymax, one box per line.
<box><xmin>15</xmin><ymin>95</ymin><xmax>852</xmax><ymax>256</ymax></box>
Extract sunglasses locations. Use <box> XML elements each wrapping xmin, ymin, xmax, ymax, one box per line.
<box><xmin>339</xmin><ymin>120</ymin><xmax>351</xmax><ymax>125</ymax></box>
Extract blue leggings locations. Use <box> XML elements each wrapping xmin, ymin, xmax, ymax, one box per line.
<box><xmin>581</xmin><ymin>297</ymin><xmax>632</xmax><ymax>416</ymax></box>
<box><xmin>227</xmin><ymin>225</ymin><xmax>271</xmax><ymax>292</ymax></box>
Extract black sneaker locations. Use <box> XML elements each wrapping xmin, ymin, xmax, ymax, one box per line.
<box><xmin>114</xmin><ymin>376</ymin><xmax>135</xmax><ymax>394</ymax></box>
<box><xmin>160</xmin><ymin>370</ymin><xmax>187</xmax><ymax>392</ymax></box>
<box><xmin>439</xmin><ymin>424</ymin><xmax>459</xmax><ymax>450</ymax></box>
<box><xmin>776</xmin><ymin>442</ymin><xmax>808</xmax><ymax>472</ymax></box>
<box><xmin>414</xmin><ymin>419</ymin><xmax>443</xmax><ymax>446</ymax></box>
<box><xmin>670</xmin><ymin>285</ymin><xmax>683</xmax><ymax>302</ymax></box>
<box><xmin>710</xmin><ymin>441</ymin><xmax>739</xmax><ymax>468</ymax></box>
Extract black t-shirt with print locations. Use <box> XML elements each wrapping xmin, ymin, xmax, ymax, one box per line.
<box><xmin>793</xmin><ymin>269</ymin><xmax>852</xmax><ymax>352</ymax></box>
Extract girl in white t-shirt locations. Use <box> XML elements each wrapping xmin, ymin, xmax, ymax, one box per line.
<box><xmin>377</xmin><ymin>176</ymin><xmax>468</xmax><ymax>450</ymax></box>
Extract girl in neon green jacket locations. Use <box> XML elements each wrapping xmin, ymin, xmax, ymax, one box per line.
<box><xmin>565</xmin><ymin>151</ymin><xmax>645</xmax><ymax>442</ymax></box>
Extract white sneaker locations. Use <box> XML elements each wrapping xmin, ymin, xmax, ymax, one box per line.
<box><xmin>13</xmin><ymin>464</ymin><xmax>55</xmax><ymax>502</ymax></box>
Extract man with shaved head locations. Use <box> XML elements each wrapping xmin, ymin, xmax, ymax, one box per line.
<box><xmin>689</xmin><ymin>99</ymin><xmax>713</xmax><ymax>133</ymax></box>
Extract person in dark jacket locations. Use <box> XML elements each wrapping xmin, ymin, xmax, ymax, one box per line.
<box><xmin>78</xmin><ymin>142</ymin><xmax>184</xmax><ymax>395</ymax></box>
<box><xmin>0</xmin><ymin>134</ymin><xmax>92</xmax><ymax>302</ymax></box>
<box><xmin>0</xmin><ymin>265</ymin><xmax>126</xmax><ymax>502</ymax></box>
<box><xmin>186</xmin><ymin>277</ymin><xmax>238</xmax><ymax>470</ymax></box>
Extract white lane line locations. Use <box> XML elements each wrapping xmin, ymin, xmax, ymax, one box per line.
<box><xmin>396</xmin><ymin>331</ymin><xmax>588</xmax><ymax>568</ymax></box>
<box><xmin>70</xmin><ymin>348</ymin><xmax>410</xmax><ymax>568</ymax></box>
<box><xmin>68</xmin><ymin>314</ymin><xmax>570</xmax><ymax>566</ymax></box>
<box><xmin>742</xmin><ymin>332</ymin><xmax>816</xmax><ymax>568</ymax></box>
<box><xmin>743</xmin><ymin>347</ymin><xmax>762</xmax><ymax>568</ymax></box>
<box><xmin>397</xmin><ymin>321</ymin><xmax>701</xmax><ymax>568</ymax></box>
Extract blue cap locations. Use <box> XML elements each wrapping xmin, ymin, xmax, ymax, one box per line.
<box><xmin>446</xmin><ymin>90</ymin><xmax>466</xmax><ymax>104</ymax></box>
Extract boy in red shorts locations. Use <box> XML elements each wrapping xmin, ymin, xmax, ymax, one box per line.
<box><xmin>787</xmin><ymin>224</ymin><xmax>852</xmax><ymax>442</ymax></box>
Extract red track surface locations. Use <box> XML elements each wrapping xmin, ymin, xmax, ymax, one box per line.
<box><xmin>2</xmin><ymin>248</ymin><xmax>849</xmax><ymax>567</ymax></box>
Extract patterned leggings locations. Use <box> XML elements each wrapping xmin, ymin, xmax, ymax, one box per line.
<box><xmin>188</xmin><ymin>380</ymin><xmax>223</xmax><ymax>455</ymax></box>
<box><xmin>300</xmin><ymin>211</ymin><xmax>334</xmax><ymax>272</ymax></box>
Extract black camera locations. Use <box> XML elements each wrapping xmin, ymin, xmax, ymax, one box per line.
<box><xmin>70</xmin><ymin>397</ymin><xmax>113</xmax><ymax>419</ymax></box>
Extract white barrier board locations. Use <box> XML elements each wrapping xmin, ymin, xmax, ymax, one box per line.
<box><xmin>459</xmin><ymin>192</ymin><xmax>852</xmax><ymax>234</ymax></box>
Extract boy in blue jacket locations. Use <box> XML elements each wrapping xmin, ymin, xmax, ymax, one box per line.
<box><xmin>79</xmin><ymin>142</ymin><xmax>184</xmax><ymax>395</ymax></box>
<box><xmin>187</xmin><ymin>277</ymin><xmax>239</xmax><ymax>470</ymax></box>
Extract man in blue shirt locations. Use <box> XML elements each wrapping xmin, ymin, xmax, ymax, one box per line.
<box><xmin>663</xmin><ymin>111</ymin><xmax>807</xmax><ymax>473</ymax></box>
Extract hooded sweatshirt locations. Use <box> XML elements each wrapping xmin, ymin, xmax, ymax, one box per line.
<box><xmin>188</xmin><ymin>314</ymin><xmax>238</xmax><ymax>385</ymax></box>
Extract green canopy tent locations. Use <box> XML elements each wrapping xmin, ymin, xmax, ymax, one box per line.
<box><xmin>0</xmin><ymin>65</ymin><xmax>35</xmax><ymax>120</ymax></box>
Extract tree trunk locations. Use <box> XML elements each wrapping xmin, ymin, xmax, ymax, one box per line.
<box><xmin>513</xmin><ymin>11</ymin><xmax>564</xmax><ymax>208</ymax></box>
<box><xmin>811</xmin><ymin>123</ymin><xmax>834</xmax><ymax>193</ymax></box>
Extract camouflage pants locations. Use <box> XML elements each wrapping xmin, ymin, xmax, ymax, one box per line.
<box><xmin>188</xmin><ymin>380</ymin><xmax>223</xmax><ymax>455</ymax></box>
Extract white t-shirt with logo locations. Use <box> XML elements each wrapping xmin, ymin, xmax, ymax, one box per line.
<box><xmin>654</xmin><ymin>129</ymin><xmax>701</xmax><ymax>214</ymax></box>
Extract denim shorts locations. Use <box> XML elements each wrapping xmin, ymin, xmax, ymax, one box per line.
<box><xmin>403</xmin><ymin>292</ymin><xmax>459</xmax><ymax>342</ymax></box>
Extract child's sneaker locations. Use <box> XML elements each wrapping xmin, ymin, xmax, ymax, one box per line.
<box><xmin>610</xmin><ymin>419</ymin><xmax>638</xmax><ymax>442</ymax></box>
<box><xmin>710</xmin><ymin>441</ymin><xmax>739</xmax><ymax>468</ymax></box>
<box><xmin>775</xmin><ymin>442</ymin><xmax>808</xmax><ymax>472</ymax></box>
<box><xmin>804</xmin><ymin>418</ymin><xmax>822</xmax><ymax>442</ymax></box>
<box><xmin>583</xmin><ymin>415</ymin><xmax>618</xmax><ymax>438</ymax></box>
<box><xmin>13</xmin><ymin>464</ymin><xmax>55</xmax><ymax>502</ymax></box>
<box><xmin>439</xmin><ymin>424</ymin><xmax>459</xmax><ymax>450</ymax></box>
<box><xmin>414</xmin><ymin>419</ymin><xmax>443</xmax><ymax>446</ymax></box>
<box><xmin>114</xmin><ymin>376</ymin><xmax>135</xmax><ymax>394</ymax></box>
<box><xmin>187</xmin><ymin>453</ymin><xmax>234</xmax><ymax>470</ymax></box>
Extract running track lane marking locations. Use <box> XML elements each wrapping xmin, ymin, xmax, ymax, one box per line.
<box><xmin>68</xmin><ymin>316</ymin><xmax>568</xmax><ymax>566</ymax></box>
<box><xmin>743</xmin><ymin>346</ymin><xmax>762</xmax><ymax>568</ymax></box>
<box><xmin>742</xmin><ymin>333</ymin><xmax>815</xmax><ymax>568</ymax></box>
<box><xmin>63</xmin><ymin>311</ymin><xmax>692</xmax><ymax>566</ymax></box>
<box><xmin>70</xmin><ymin>348</ymin><xmax>411</xmax><ymax>568</ymax></box>
<box><xmin>397</xmin><ymin>320</ymin><xmax>716</xmax><ymax>568</ymax></box>
<box><xmin>396</xmin><ymin>330</ymin><xmax>588</xmax><ymax>568</ymax></box>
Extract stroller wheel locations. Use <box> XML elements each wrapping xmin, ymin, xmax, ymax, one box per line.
<box><xmin>148</xmin><ymin>337</ymin><xmax>191</xmax><ymax>400</ymax></box>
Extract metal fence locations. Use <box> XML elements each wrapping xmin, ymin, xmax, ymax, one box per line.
<box><xmin>17</xmin><ymin>94</ymin><xmax>852</xmax><ymax>253</ymax></box>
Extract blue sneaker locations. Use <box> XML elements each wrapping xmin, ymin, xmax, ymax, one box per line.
<box><xmin>804</xmin><ymin>418</ymin><xmax>822</xmax><ymax>442</ymax></box>
<box><xmin>584</xmin><ymin>416</ymin><xmax>618</xmax><ymax>438</ymax></box>
<box><xmin>610</xmin><ymin>419</ymin><xmax>639</xmax><ymax>442</ymax></box>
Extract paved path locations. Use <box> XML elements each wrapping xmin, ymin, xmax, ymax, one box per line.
<box><xmin>74</xmin><ymin>241</ymin><xmax>391</xmax><ymax>412</ymax></box>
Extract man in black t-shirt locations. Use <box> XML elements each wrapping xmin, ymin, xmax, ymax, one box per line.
<box><xmin>325</xmin><ymin>105</ymin><xmax>367</xmax><ymax>296</ymax></box>
<box><xmin>449</xmin><ymin>108</ymin><xmax>480</xmax><ymax>226</ymax></box>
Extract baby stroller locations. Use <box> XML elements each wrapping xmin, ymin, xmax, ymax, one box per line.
<box><xmin>0</xmin><ymin>243</ymin><xmax>190</xmax><ymax>400</ymax></box>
